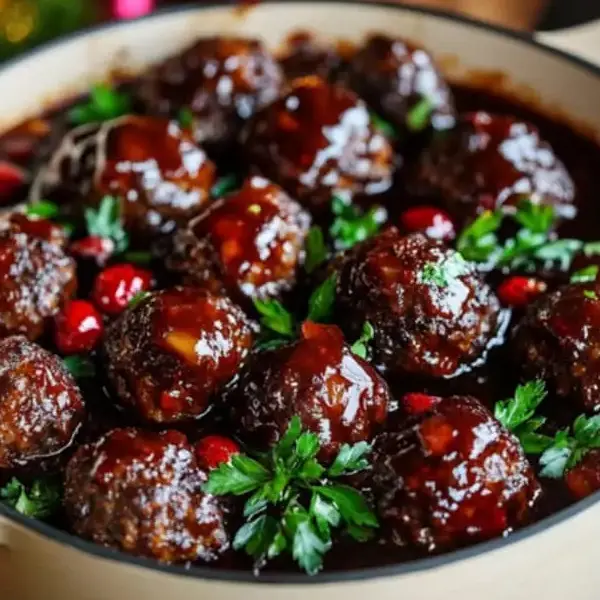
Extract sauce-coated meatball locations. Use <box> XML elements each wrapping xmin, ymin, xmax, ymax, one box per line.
<box><xmin>104</xmin><ymin>287</ymin><xmax>255</xmax><ymax>423</ymax></box>
<box><xmin>565</xmin><ymin>450</ymin><xmax>600</xmax><ymax>500</ymax></box>
<box><xmin>406</xmin><ymin>112</ymin><xmax>576</xmax><ymax>226</ymax></box>
<box><xmin>64</xmin><ymin>428</ymin><xmax>228</xmax><ymax>562</ymax></box>
<box><xmin>371</xmin><ymin>395</ymin><xmax>541</xmax><ymax>552</ymax></box>
<box><xmin>242</xmin><ymin>76</ymin><xmax>394</xmax><ymax>214</ymax></box>
<box><xmin>335</xmin><ymin>229</ymin><xmax>503</xmax><ymax>378</ymax></box>
<box><xmin>0</xmin><ymin>213</ymin><xmax>76</xmax><ymax>340</ymax></box>
<box><xmin>32</xmin><ymin>116</ymin><xmax>216</xmax><ymax>239</ymax></box>
<box><xmin>138</xmin><ymin>37</ymin><xmax>283</xmax><ymax>148</ymax></box>
<box><xmin>513</xmin><ymin>282</ymin><xmax>600</xmax><ymax>412</ymax></box>
<box><xmin>170</xmin><ymin>176</ymin><xmax>311</xmax><ymax>302</ymax></box>
<box><xmin>347</xmin><ymin>34</ymin><xmax>456</xmax><ymax>133</ymax></box>
<box><xmin>224</xmin><ymin>322</ymin><xmax>390</xmax><ymax>462</ymax></box>
<box><xmin>0</xmin><ymin>336</ymin><xmax>84</xmax><ymax>468</ymax></box>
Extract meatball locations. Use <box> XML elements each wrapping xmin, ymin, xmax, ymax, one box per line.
<box><xmin>64</xmin><ymin>428</ymin><xmax>228</xmax><ymax>562</ymax></box>
<box><xmin>0</xmin><ymin>336</ymin><xmax>84</xmax><ymax>468</ymax></box>
<box><xmin>138</xmin><ymin>37</ymin><xmax>283</xmax><ymax>148</ymax></box>
<box><xmin>406</xmin><ymin>112</ymin><xmax>576</xmax><ymax>227</ymax></box>
<box><xmin>242</xmin><ymin>76</ymin><xmax>394</xmax><ymax>214</ymax></box>
<box><xmin>104</xmin><ymin>286</ymin><xmax>255</xmax><ymax>423</ymax></box>
<box><xmin>0</xmin><ymin>213</ymin><xmax>76</xmax><ymax>340</ymax></box>
<box><xmin>346</xmin><ymin>34</ymin><xmax>455</xmax><ymax>133</ymax></box>
<box><xmin>565</xmin><ymin>450</ymin><xmax>600</xmax><ymax>500</ymax></box>
<box><xmin>31</xmin><ymin>116</ymin><xmax>216</xmax><ymax>240</ymax></box>
<box><xmin>335</xmin><ymin>229</ymin><xmax>503</xmax><ymax>378</ymax></box>
<box><xmin>512</xmin><ymin>282</ymin><xmax>600</xmax><ymax>412</ymax></box>
<box><xmin>371</xmin><ymin>395</ymin><xmax>541</xmax><ymax>552</ymax></box>
<box><xmin>224</xmin><ymin>322</ymin><xmax>390</xmax><ymax>462</ymax></box>
<box><xmin>279</xmin><ymin>32</ymin><xmax>343</xmax><ymax>81</ymax></box>
<box><xmin>170</xmin><ymin>176</ymin><xmax>311</xmax><ymax>303</ymax></box>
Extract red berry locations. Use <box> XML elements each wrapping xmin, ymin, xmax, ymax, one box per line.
<box><xmin>497</xmin><ymin>276</ymin><xmax>547</xmax><ymax>307</ymax></box>
<box><xmin>402</xmin><ymin>392</ymin><xmax>442</xmax><ymax>415</ymax></box>
<box><xmin>195</xmin><ymin>436</ymin><xmax>240</xmax><ymax>470</ymax></box>
<box><xmin>70</xmin><ymin>236</ymin><xmax>115</xmax><ymax>266</ymax></box>
<box><xmin>55</xmin><ymin>300</ymin><xmax>103</xmax><ymax>354</ymax></box>
<box><xmin>92</xmin><ymin>263</ymin><xmax>152</xmax><ymax>315</ymax></box>
<box><xmin>400</xmin><ymin>206</ymin><xmax>455</xmax><ymax>241</ymax></box>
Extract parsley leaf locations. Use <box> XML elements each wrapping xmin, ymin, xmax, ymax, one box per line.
<box><xmin>350</xmin><ymin>322</ymin><xmax>375</xmax><ymax>360</ymax></box>
<box><xmin>63</xmin><ymin>355</ymin><xmax>96</xmax><ymax>379</ymax></box>
<box><xmin>306</xmin><ymin>274</ymin><xmax>336</xmax><ymax>323</ymax></box>
<box><xmin>84</xmin><ymin>195</ymin><xmax>129</xmax><ymax>254</ymax></box>
<box><xmin>514</xmin><ymin>200</ymin><xmax>554</xmax><ymax>234</ymax></box>
<box><xmin>0</xmin><ymin>478</ymin><xmax>61</xmax><ymax>519</ymax></box>
<box><xmin>369</xmin><ymin>111</ymin><xmax>397</xmax><ymax>139</ymax></box>
<box><xmin>330</xmin><ymin>197</ymin><xmax>384</xmax><ymax>250</ymax></box>
<box><xmin>203</xmin><ymin>418</ymin><xmax>377</xmax><ymax>575</ymax></box>
<box><xmin>457</xmin><ymin>210</ymin><xmax>503</xmax><ymax>263</ymax></box>
<box><xmin>178</xmin><ymin>107</ymin><xmax>194</xmax><ymax>129</ymax></box>
<box><xmin>583</xmin><ymin>242</ymin><xmax>600</xmax><ymax>257</ymax></box>
<box><xmin>211</xmin><ymin>174</ymin><xmax>239</xmax><ymax>198</ymax></box>
<box><xmin>25</xmin><ymin>200</ymin><xmax>60</xmax><ymax>220</ymax></box>
<box><xmin>420</xmin><ymin>253</ymin><xmax>469</xmax><ymax>288</ymax></box>
<box><xmin>406</xmin><ymin>97</ymin><xmax>435</xmax><ymax>132</ymax></box>
<box><xmin>494</xmin><ymin>380</ymin><xmax>547</xmax><ymax>432</ymax></box>
<box><xmin>571</xmin><ymin>265</ymin><xmax>599</xmax><ymax>284</ymax></box>
<box><xmin>69</xmin><ymin>84</ymin><xmax>131</xmax><ymax>125</ymax></box>
<box><xmin>128</xmin><ymin>291</ymin><xmax>151</xmax><ymax>309</ymax></box>
<box><xmin>584</xmin><ymin>290</ymin><xmax>598</xmax><ymax>300</ymax></box>
<box><xmin>253</xmin><ymin>299</ymin><xmax>296</xmax><ymax>338</ymax></box>
<box><xmin>304</xmin><ymin>226</ymin><xmax>328</xmax><ymax>274</ymax></box>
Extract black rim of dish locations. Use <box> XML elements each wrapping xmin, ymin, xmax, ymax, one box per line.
<box><xmin>1</xmin><ymin>0</ymin><xmax>600</xmax><ymax>585</ymax></box>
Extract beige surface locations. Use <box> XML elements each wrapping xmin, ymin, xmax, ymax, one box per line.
<box><xmin>1</xmin><ymin>4</ymin><xmax>600</xmax><ymax>599</ymax></box>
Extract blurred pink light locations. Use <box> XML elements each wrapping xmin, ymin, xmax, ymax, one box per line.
<box><xmin>113</xmin><ymin>0</ymin><xmax>155</xmax><ymax>19</ymax></box>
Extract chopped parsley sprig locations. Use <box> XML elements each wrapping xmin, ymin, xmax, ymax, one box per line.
<box><xmin>330</xmin><ymin>196</ymin><xmax>385</xmax><ymax>251</ymax></box>
<box><xmin>68</xmin><ymin>84</ymin><xmax>131</xmax><ymax>125</ymax></box>
<box><xmin>350</xmin><ymin>322</ymin><xmax>374</xmax><ymax>360</ymax></box>
<box><xmin>204</xmin><ymin>416</ymin><xmax>378</xmax><ymax>575</ymax></box>
<box><xmin>85</xmin><ymin>195</ymin><xmax>129</xmax><ymax>254</ymax></box>
<box><xmin>0</xmin><ymin>478</ymin><xmax>61</xmax><ymax>519</ymax></box>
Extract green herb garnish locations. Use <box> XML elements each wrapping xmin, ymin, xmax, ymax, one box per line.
<box><xmin>513</xmin><ymin>200</ymin><xmax>555</xmax><ymax>234</ymax></box>
<box><xmin>584</xmin><ymin>289</ymin><xmax>598</xmax><ymax>300</ymax></box>
<box><xmin>84</xmin><ymin>195</ymin><xmax>128</xmax><ymax>254</ymax></box>
<box><xmin>254</xmin><ymin>299</ymin><xmax>296</xmax><ymax>338</ymax></box>
<box><xmin>211</xmin><ymin>174</ymin><xmax>239</xmax><ymax>198</ymax></box>
<box><xmin>69</xmin><ymin>84</ymin><xmax>131</xmax><ymax>125</ymax></box>
<box><xmin>128</xmin><ymin>291</ymin><xmax>151</xmax><ymax>309</ymax></box>
<box><xmin>420</xmin><ymin>253</ymin><xmax>469</xmax><ymax>288</ymax></box>
<box><xmin>456</xmin><ymin>210</ymin><xmax>503</xmax><ymax>263</ymax></box>
<box><xmin>178</xmin><ymin>107</ymin><xmax>194</xmax><ymax>129</ymax></box>
<box><xmin>121</xmin><ymin>250</ymin><xmax>153</xmax><ymax>266</ymax></box>
<box><xmin>204</xmin><ymin>416</ymin><xmax>378</xmax><ymax>575</ymax></box>
<box><xmin>306</xmin><ymin>274</ymin><xmax>337</xmax><ymax>323</ymax></box>
<box><xmin>330</xmin><ymin>196</ymin><xmax>383</xmax><ymax>250</ymax></box>
<box><xmin>304</xmin><ymin>226</ymin><xmax>328</xmax><ymax>274</ymax></box>
<box><xmin>350</xmin><ymin>322</ymin><xmax>375</xmax><ymax>360</ymax></box>
<box><xmin>406</xmin><ymin>97</ymin><xmax>435</xmax><ymax>132</ymax></box>
<box><xmin>0</xmin><ymin>478</ymin><xmax>61</xmax><ymax>519</ymax></box>
<box><xmin>63</xmin><ymin>355</ymin><xmax>96</xmax><ymax>379</ymax></box>
<box><xmin>25</xmin><ymin>200</ymin><xmax>60</xmax><ymax>220</ymax></box>
<box><xmin>495</xmin><ymin>380</ymin><xmax>548</xmax><ymax>433</ymax></box>
<box><xmin>369</xmin><ymin>111</ymin><xmax>397</xmax><ymax>139</ymax></box>
<box><xmin>571</xmin><ymin>265</ymin><xmax>599</xmax><ymax>284</ymax></box>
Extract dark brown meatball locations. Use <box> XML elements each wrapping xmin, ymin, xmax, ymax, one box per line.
<box><xmin>31</xmin><ymin>116</ymin><xmax>216</xmax><ymax>239</ymax></box>
<box><xmin>138</xmin><ymin>37</ymin><xmax>283</xmax><ymax>148</ymax></box>
<box><xmin>406</xmin><ymin>112</ymin><xmax>576</xmax><ymax>227</ymax></box>
<box><xmin>335</xmin><ymin>229</ymin><xmax>503</xmax><ymax>378</ymax></box>
<box><xmin>64</xmin><ymin>428</ymin><xmax>228</xmax><ymax>562</ymax></box>
<box><xmin>242</xmin><ymin>76</ymin><xmax>394</xmax><ymax>214</ymax></box>
<box><xmin>0</xmin><ymin>213</ymin><xmax>76</xmax><ymax>340</ymax></box>
<box><xmin>371</xmin><ymin>395</ymin><xmax>541</xmax><ymax>552</ymax></box>
<box><xmin>104</xmin><ymin>286</ymin><xmax>255</xmax><ymax>423</ymax></box>
<box><xmin>0</xmin><ymin>336</ymin><xmax>84</xmax><ymax>468</ymax></box>
<box><xmin>513</xmin><ymin>282</ymin><xmax>600</xmax><ymax>412</ymax></box>
<box><xmin>170</xmin><ymin>176</ymin><xmax>311</xmax><ymax>303</ymax></box>
<box><xmin>346</xmin><ymin>34</ymin><xmax>456</xmax><ymax>133</ymax></box>
<box><xmin>224</xmin><ymin>322</ymin><xmax>390</xmax><ymax>462</ymax></box>
<box><xmin>565</xmin><ymin>450</ymin><xmax>600</xmax><ymax>500</ymax></box>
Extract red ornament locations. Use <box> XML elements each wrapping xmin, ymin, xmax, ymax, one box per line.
<box><xmin>400</xmin><ymin>206</ymin><xmax>455</xmax><ymax>241</ymax></box>
<box><xmin>92</xmin><ymin>263</ymin><xmax>152</xmax><ymax>315</ymax></box>
<box><xmin>497</xmin><ymin>276</ymin><xmax>546</xmax><ymax>308</ymax></box>
<box><xmin>195</xmin><ymin>435</ymin><xmax>241</xmax><ymax>470</ymax></box>
<box><xmin>55</xmin><ymin>300</ymin><xmax>103</xmax><ymax>355</ymax></box>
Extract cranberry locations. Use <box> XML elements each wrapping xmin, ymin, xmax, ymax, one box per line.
<box><xmin>92</xmin><ymin>263</ymin><xmax>153</xmax><ymax>315</ymax></box>
<box><xmin>70</xmin><ymin>236</ymin><xmax>115</xmax><ymax>266</ymax></box>
<box><xmin>402</xmin><ymin>392</ymin><xmax>442</xmax><ymax>415</ymax></box>
<box><xmin>400</xmin><ymin>206</ymin><xmax>455</xmax><ymax>241</ymax></box>
<box><xmin>195</xmin><ymin>435</ymin><xmax>240</xmax><ymax>470</ymax></box>
<box><xmin>55</xmin><ymin>300</ymin><xmax>103</xmax><ymax>354</ymax></box>
<box><xmin>497</xmin><ymin>276</ymin><xmax>547</xmax><ymax>308</ymax></box>
<box><xmin>0</xmin><ymin>161</ymin><xmax>27</xmax><ymax>203</ymax></box>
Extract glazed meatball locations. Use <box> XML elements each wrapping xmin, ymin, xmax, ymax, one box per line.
<box><xmin>104</xmin><ymin>286</ymin><xmax>255</xmax><ymax>423</ymax></box>
<box><xmin>335</xmin><ymin>229</ymin><xmax>503</xmax><ymax>378</ymax></box>
<box><xmin>64</xmin><ymin>428</ymin><xmax>228</xmax><ymax>562</ymax></box>
<box><xmin>242</xmin><ymin>76</ymin><xmax>394</xmax><ymax>214</ymax></box>
<box><xmin>0</xmin><ymin>336</ymin><xmax>84</xmax><ymax>468</ymax></box>
<box><xmin>565</xmin><ymin>450</ymin><xmax>600</xmax><ymax>500</ymax></box>
<box><xmin>406</xmin><ymin>112</ymin><xmax>576</xmax><ymax>227</ymax></box>
<box><xmin>224</xmin><ymin>322</ymin><xmax>390</xmax><ymax>462</ymax></box>
<box><xmin>279</xmin><ymin>32</ymin><xmax>343</xmax><ymax>81</ymax></box>
<box><xmin>138</xmin><ymin>37</ymin><xmax>283</xmax><ymax>148</ymax></box>
<box><xmin>170</xmin><ymin>176</ymin><xmax>311</xmax><ymax>302</ymax></box>
<box><xmin>371</xmin><ymin>395</ymin><xmax>541</xmax><ymax>552</ymax></box>
<box><xmin>513</xmin><ymin>282</ymin><xmax>600</xmax><ymax>412</ymax></box>
<box><xmin>347</xmin><ymin>34</ymin><xmax>455</xmax><ymax>133</ymax></box>
<box><xmin>0</xmin><ymin>213</ymin><xmax>76</xmax><ymax>340</ymax></box>
<box><xmin>31</xmin><ymin>116</ymin><xmax>216</xmax><ymax>239</ymax></box>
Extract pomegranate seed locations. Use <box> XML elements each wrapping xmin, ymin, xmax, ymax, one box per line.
<box><xmin>497</xmin><ymin>276</ymin><xmax>547</xmax><ymax>307</ymax></box>
<box><xmin>0</xmin><ymin>161</ymin><xmax>27</xmax><ymax>203</ymax></box>
<box><xmin>195</xmin><ymin>435</ymin><xmax>240</xmax><ymax>470</ymax></box>
<box><xmin>55</xmin><ymin>300</ymin><xmax>103</xmax><ymax>354</ymax></box>
<box><xmin>402</xmin><ymin>392</ymin><xmax>442</xmax><ymax>415</ymax></box>
<box><xmin>400</xmin><ymin>206</ymin><xmax>455</xmax><ymax>241</ymax></box>
<box><xmin>70</xmin><ymin>236</ymin><xmax>115</xmax><ymax>266</ymax></box>
<box><xmin>92</xmin><ymin>263</ymin><xmax>152</xmax><ymax>315</ymax></box>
